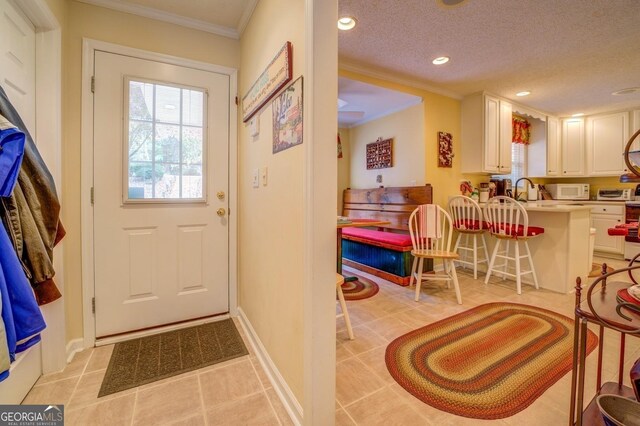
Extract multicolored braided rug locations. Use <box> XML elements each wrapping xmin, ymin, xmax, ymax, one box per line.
<box><xmin>385</xmin><ymin>302</ymin><xmax>598</xmax><ymax>419</ymax></box>
<box><xmin>340</xmin><ymin>274</ymin><xmax>379</xmax><ymax>300</ymax></box>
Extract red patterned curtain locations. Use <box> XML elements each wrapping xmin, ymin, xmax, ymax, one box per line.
<box><xmin>512</xmin><ymin>116</ymin><xmax>531</xmax><ymax>145</ymax></box>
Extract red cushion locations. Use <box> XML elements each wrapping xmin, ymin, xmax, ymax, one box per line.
<box><xmin>454</xmin><ymin>219</ymin><xmax>489</xmax><ymax>231</ymax></box>
<box><xmin>341</xmin><ymin>227</ymin><xmax>413</xmax><ymax>247</ymax></box>
<box><xmin>489</xmin><ymin>224</ymin><xmax>545</xmax><ymax>238</ymax></box>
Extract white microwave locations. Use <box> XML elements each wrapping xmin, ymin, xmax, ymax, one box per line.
<box><xmin>545</xmin><ymin>183</ymin><xmax>590</xmax><ymax>200</ymax></box>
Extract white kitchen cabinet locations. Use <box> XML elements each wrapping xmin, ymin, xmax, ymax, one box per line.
<box><xmin>561</xmin><ymin>118</ymin><xmax>585</xmax><ymax>176</ymax></box>
<box><xmin>586</xmin><ymin>112</ymin><xmax>629</xmax><ymax>176</ymax></box>
<box><xmin>590</xmin><ymin>204</ymin><xmax>624</xmax><ymax>255</ymax></box>
<box><xmin>461</xmin><ymin>93</ymin><xmax>512</xmax><ymax>174</ymax></box>
<box><xmin>546</xmin><ymin>116</ymin><xmax>561</xmax><ymax>176</ymax></box>
<box><xmin>632</xmin><ymin>109</ymin><xmax>640</xmax><ymax>151</ymax></box>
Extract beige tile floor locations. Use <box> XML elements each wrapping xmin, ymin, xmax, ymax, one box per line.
<box><xmin>335</xmin><ymin>257</ymin><xmax>640</xmax><ymax>425</ymax></box>
<box><xmin>22</xmin><ymin>256</ymin><xmax>640</xmax><ymax>425</ymax></box>
<box><xmin>22</xmin><ymin>318</ymin><xmax>293</xmax><ymax>426</ymax></box>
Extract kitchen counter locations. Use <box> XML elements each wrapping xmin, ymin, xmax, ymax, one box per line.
<box><xmin>478</xmin><ymin>199</ymin><xmax>591</xmax><ymax>294</ymax></box>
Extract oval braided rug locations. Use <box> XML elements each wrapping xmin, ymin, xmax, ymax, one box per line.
<box><xmin>340</xmin><ymin>274</ymin><xmax>379</xmax><ymax>300</ymax></box>
<box><xmin>385</xmin><ymin>302</ymin><xmax>598</xmax><ymax>420</ymax></box>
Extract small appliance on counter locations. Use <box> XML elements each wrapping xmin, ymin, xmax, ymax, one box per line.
<box><xmin>596</xmin><ymin>188</ymin><xmax>632</xmax><ymax>201</ymax></box>
<box><xmin>489</xmin><ymin>178</ymin><xmax>512</xmax><ymax>197</ymax></box>
<box><xmin>546</xmin><ymin>183</ymin><xmax>590</xmax><ymax>200</ymax></box>
<box><xmin>635</xmin><ymin>184</ymin><xmax>640</xmax><ymax>201</ymax></box>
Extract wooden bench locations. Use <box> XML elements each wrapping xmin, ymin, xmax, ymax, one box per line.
<box><xmin>341</xmin><ymin>185</ymin><xmax>433</xmax><ymax>285</ymax></box>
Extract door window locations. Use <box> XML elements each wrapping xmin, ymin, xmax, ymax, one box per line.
<box><xmin>124</xmin><ymin>77</ymin><xmax>207</xmax><ymax>202</ymax></box>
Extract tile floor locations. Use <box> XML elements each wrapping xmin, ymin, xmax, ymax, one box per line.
<box><xmin>22</xmin><ymin>256</ymin><xmax>640</xmax><ymax>425</ymax></box>
<box><xmin>22</xmin><ymin>318</ymin><xmax>293</xmax><ymax>426</ymax></box>
<box><xmin>335</xmin><ymin>257</ymin><xmax>640</xmax><ymax>425</ymax></box>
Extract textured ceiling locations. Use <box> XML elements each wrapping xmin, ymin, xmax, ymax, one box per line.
<box><xmin>339</xmin><ymin>0</ymin><xmax>640</xmax><ymax>116</ymax></box>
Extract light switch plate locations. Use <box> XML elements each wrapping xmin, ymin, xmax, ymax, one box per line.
<box><xmin>249</xmin><ymin>116</ymin><xmax>259</xmax><ymax>137</ymax></box>
<box><xmin>252</xmin><ymin>168</ymin><xmax>259</xmax><ymax>188</ymax></box>
<box><xmin>260</xmin><ymin>166</ymin><xmax>268</xmax><ymax>186</ymax></box>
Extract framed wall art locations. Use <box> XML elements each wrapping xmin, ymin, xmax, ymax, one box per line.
<box><xmin>272</xmin><ymin>76</ymin><xmax>303</xmax><ymax>154</ymax></box>
<box><xmin>242</xmin><ymin>41</ymin><xmax>293</xmax><ymax>122</ymax></box>
<box><xmin>438</xmin><ymin>131</ymin><xmax>453</xmax><ymax>167</ymax></box>
<box><xmin>366</xmin><ymin>137</ymin><xmax>393</xmax><ymax>170</ymax></box>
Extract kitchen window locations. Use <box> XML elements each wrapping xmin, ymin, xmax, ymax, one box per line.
<box><xmin>509</xmin><ymin>142</ymin><xmax>528</xmax><ymax>186</ymax></box>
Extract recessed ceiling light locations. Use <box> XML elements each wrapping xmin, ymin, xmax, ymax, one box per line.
<box><xmin>612</xmin><ymin>87</ymin><xmax>640</xmax><ymax>95</ymax></box>
<box><xmin>516</xmin><ymin>91</ymin><xmax>531</xmax><ymax>97</ymax></box>
<box><xmin>572</xmin><ymin>113</ymin><xmax>584</xmax><ymax>117</ymax></box>
<box><xmin>337</xmin><ymin>16</ymin><xmax>356</xmax><ymax>31</ymax></box>
<box><xmin>432</xmin><ymin>56</ymin><xmax>450</xmax><ymax>65</ymax></box>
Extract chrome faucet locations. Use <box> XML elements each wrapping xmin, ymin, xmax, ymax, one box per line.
<box><xmin>514</xmin><ymin>177</ymin><xmax>534</xmax><ymax>201</ymax></box>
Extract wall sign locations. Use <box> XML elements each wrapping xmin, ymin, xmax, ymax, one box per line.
<box><xmin>242</xmin><ymin>41</ymin><xmax>293</xmax><ymax>122</ymax></box>
<box><xmin>366</xmin><ymin>137</ymin><xmax>393</xmax><ymax>169</ymax></box>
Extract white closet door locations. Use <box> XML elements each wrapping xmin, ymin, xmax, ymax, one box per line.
<box><xmin>0</xmin><ymin>0</ymin><xmax>39</xmax><ymax>405</ymax></box>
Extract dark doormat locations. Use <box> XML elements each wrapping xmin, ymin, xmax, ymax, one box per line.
<box><xmin>98</xmin><ymin>318</ymin><xmax>248</xmax><ymax>397</ymax></box>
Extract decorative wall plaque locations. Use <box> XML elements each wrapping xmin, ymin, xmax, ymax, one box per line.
<box><xmin>438</xmin><ymin>131</ymin><xmax>453</xmax><ymax>167</ymax></box>
<box><xmin>366</xmin><ymin>137</ymin><xmax>393</xmax><ymax>170</ymax></box>
<box><xmin>242</xmin><ymin>41</ymin><xmax>293</xmax><ymax>122</ymax></box>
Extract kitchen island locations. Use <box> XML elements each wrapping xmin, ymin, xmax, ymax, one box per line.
<box><xmin>483</xmin><ymin>201</ymin><xmax>593</xmax><ymax>294</ymax></box>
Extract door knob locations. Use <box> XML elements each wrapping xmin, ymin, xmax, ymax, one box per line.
<box><xmin>217</xmin><ymin>208</ymin><xmax>226</xmax><ymax>217</ymax></box>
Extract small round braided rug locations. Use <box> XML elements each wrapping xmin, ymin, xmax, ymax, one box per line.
<box><xmin>588</xmin><ymin>263</ymin><xmax>614</xmax><ymax>278</ymax></box>
<box><xmin>340</xmin><ymin>274</ymin><xmax>379</xmax><ymax>300</ymax></box>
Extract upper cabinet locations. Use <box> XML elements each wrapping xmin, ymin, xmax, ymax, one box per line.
<box><xmin>546</xmin><ymin>116</ymin><xmax>561</xmax><ymax>176</ymax></box>
<box><xmin>586</xmin><ymin>112</ymin><xmax>629</xmax><ymax>176</ymax></box>
<box><xmin>561</xmin><ymin>118</ymin><xmax>585</xmax><ymax>176</ymax></box>
<box><xmin>461</xmin><ymin>93</ymin><xmax>512</xmax><ymax>174</ymax></box>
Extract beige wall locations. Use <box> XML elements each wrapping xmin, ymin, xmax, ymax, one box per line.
<box><xmin>339</xmin><ymin>69</ymin><xmax>466</xmax><ymax>207</ymax></box>
<box><xmin>239</xmin><ymin>0</ymin><xmax>305</xmax><ymax>403</ymax></box>
<box><xmin>348</xmin><ymin>104</ymin><xmax>425</xmax><ymax>190</ymax></box>
<box><xmin>62</xmin><ymin>1</ymin><xmax>240</xmax><ymax>341</ymax></box>
<box><xmin>337</xmin><ymin>128</ymin><xmax>351</xmax><ymax>213</ymax></box>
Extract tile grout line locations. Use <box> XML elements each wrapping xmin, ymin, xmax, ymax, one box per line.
<box><xmin>63</xmin><ymin>348</ymin><xmax>96</xmax><ymax>408</ymax></box>
<box><xmin>196</xmin><ymin>374</ymin><xmax>210</xmax><ymax>426</ymax></box>
<box><xmin>248</xmin><ymin>357</ymin><xmax>282</xmax><ymax>425</ymax></box>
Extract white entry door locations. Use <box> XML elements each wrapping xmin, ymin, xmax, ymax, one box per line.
<box><xmin>93</xmin><ymin>51</ymin><xmax>230</xmax><ymax>338</ymax></box>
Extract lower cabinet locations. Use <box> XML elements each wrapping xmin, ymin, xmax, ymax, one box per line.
<box><xmin>590</xmin><ymin>204</ymin><xmax>624</xmax><ymax>254</ymax></box>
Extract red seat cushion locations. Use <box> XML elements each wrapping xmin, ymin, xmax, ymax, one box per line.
<box><xmin>454</xmin><ymin>219</ymin><xmax>489</xmax><ymax>231</ymax></box>
<box><xmin>341</xmin><ymin>227</ymin><xmax>413</xmax><ymax>248</ymax></box>
<box><xmin>489</xmin><ymin>224</ymin><xmax>545</xmax><ymax>238</ymax></box>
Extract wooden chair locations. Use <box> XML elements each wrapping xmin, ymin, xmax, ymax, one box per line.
<box><xmin>336</xmin><ymin>273</ymin><xmax>354</xmax><ymax>340</ymax></box>
<box><xmin>483</xmin><ymin>196</ymin><xmax>544</xmax><ymax>294</ymax></box>
<box><xmin>448</xmin><ymin>195</ymin><xmax>490</xmax><ymax>279</ymax></box>
<box><xmin>408</xmin><ymin>205</ymin><xmax>462</xmax><ymax>304</ymax></box>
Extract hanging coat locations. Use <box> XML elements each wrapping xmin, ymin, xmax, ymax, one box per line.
<box><xmin>0</xmin><ymin>113</ymin><xmax>46</xmax><ymax>381</ymax></box>
<box><xmin>0</xmin><ymin>85</ymin><xmax>65</xmax><ymax>305</ymax></box>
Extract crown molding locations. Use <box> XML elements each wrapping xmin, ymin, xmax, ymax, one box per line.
<box><xmin>75</xmin><ymin>0</ymin><xmax>239</xmax><ymax>39</ymax></box>
<box><xmin>339</xmin><ymin>59</ymin><xmax>463</xmax><ymax>100</ymax></box>
<box><xmin>237</xmin><ymin>0</ymin><xmax>258</xmax><ymax>36</ymax></box>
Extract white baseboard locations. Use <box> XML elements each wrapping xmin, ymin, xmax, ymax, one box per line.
<box><xmin>237</xmin><ymin>308</ymin><xmax>302</xmax><ymax>425</ymax></box>
<box><xmin>65</xmin><ymin>338</ymin><xmax>84</xmax><ymax>364</ymax></box>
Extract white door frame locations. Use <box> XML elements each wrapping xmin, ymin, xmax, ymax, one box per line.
<box><xmin>12</xmin><ymin>0</ymin><xmax>65</xmax><ymax>375</ymax></box>
<box><xmin>81</xmin><ymin>39</ymin><xmax>238</xmax><ymax>348</ymax></box>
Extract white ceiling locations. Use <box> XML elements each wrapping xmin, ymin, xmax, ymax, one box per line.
<box><xmin>339</xmin><ymin>0</ymin><xmax>640</xmax><ymax>117</ymax></box>
<box><xmin>78</xmin><ymin>0</ymin><xmax>640</xmax><ymax>118</ymax></box>
<box><xmin>338</xmin><ymin>77</ymin><xmax>422</xmax><ymax>127</ymax></box>
<box><xmin>76</xmin><ymin>0</ymin><xmax>258</xmax><ymax>38</ymax></box>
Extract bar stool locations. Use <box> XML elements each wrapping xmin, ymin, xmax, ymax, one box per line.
<box><xmin>448</xmin><ymin>195</ymin><xmax>490</xmax><ymax>279</ymax></box>
<box><xmin>483</xmin><ymin>197</ymin><xmax>544</xmax><ymax>294</ymax></box>
<box><xmin>336</xmin><ymin>273</ymin><xmax>354</xmax><ymax>340</ymax></box>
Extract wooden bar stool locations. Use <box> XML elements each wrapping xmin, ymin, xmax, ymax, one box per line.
<box><xmin>336</xmin><ymin>273</ymin><xmax>354</xmax><ymax>340</ymax></box>
<box><xmin>483</xmin><ymin>197</ymin><xmax>544</xmax><ymax>294</ymax></box>
<box><xmin>448</xmin><ymin>195</ymin><xmax>490</xmax><ymax>279</ymax></box>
